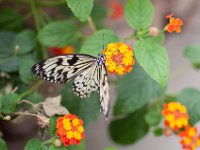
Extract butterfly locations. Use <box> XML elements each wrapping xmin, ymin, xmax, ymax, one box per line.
<box><xmin>31</xmin><ymin>54</ymin><xmax>110</xmax><ymax>119</ymax></box>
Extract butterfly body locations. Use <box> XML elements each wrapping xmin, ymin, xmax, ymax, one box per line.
<box><xmin>31</xmin><ymin>54</ymin><xmax>110</xmax><ymax>118</ymax></box>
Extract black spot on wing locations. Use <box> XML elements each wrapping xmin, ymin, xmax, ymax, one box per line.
<box><xmin>67</xmin><ymin>55</ymin><xmax>78</xmax><ymax>66</ymax></box>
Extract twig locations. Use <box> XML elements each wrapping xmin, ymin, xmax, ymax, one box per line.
<box><xmin>88</xmin><ymin>16</ymin><xmax>96</xmax><ymax>33</ymax></box>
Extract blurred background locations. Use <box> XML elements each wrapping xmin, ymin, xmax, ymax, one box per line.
<box><xmin>0</xmin><ymin>0</ymin><xmax>200</xmax><ymax>150</ymax></box>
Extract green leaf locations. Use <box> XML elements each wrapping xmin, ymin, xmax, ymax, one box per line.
<box><xmin>145</xmin><ymin>106</ymin><xmax>162</xmax><ymax>126</ymax></box>
<box><xmin>0</xmin><ymin>9</ymin><xmax>24</xmax><ymax>32</ymax></box>
<box><xmin>26</xmin><ymin>92</ymin><xmax>44</xmax><ymax>104</ymax></box>
<box><xmin>104</xmin><ymin>147</ymin><xmax>117</xmax><ymax>150</ymax></box>
<box><xmin>0</xmin><ymin>32</ymin><xmax>16</xmax><ymax>58</ymax></box>
<box><xmin>38</xmin><ymin>21</ymin><xmax>79</xmax><ymax>47</ymax></box>
<box><xmin>109</xmin><ymin>108</ymin><xmax>149</xmax><ymax>145</ymax></box>
<box><xmin>66</xmin><ymin>0</ymin><xmax>94</xmax><ymax>22</ymax></box>
<box><xmin>19</xmin><ymin>56</ymin><xmax>36</xmax><ymax>84</ymax></box>
<box><xmin>0</xmin><ymin>138</ymin><xmax>7</xmax><ymax>150</ymax></box>
<box><xmin>134</xmin><ymin>40</ymin><xmax>169</xmax><ymax>86</ymax></box>
<box><xmin>49</xmin><ymin>116</ymin><xmax>58</xmax><ymax>137</ymax></box>
<box><xmin>176</xmin><ymin>88</ymin><xmax>200</xmax><ymax>125</ymax></box>
<box><xmin>0</xmin><ymin>96</ymin><xmax>2</xmax><ymax>112</ymax></box>
<box><xmin>114</xmin><ymin>64</ymin><xmax>164</xmax><ymax>115</ymax></box>
<box><xmin>153</xmin><ymin>127</ymin><xmax>163</xmax><ymax>136</ymax></box>
<box><xmin>125</xmin><ymin>0</ymin><xmax>154</xmax><ymax>29</ymax></box>
<box><xmin>14</xmin><ymin>30</ymin><xmax>36</xmax><ymax>54</ymax></box>
<box><xmin>24</xmin><ymin>138</ymin><xmax>48</xmax><ymax>150</ymax></box>
<box><xmin>145</xmin><ymin>32</ymin><xmax>165</xmax><ymax>45</ymax></box>
<box><xmin>1</xmin><ymin>93</ymin><xmax>21</xmax><ymax>114</ymax></box>
<box><xmin>68</xmin><ymin>141</ymin><xmax>85</xmax><ymax>150</ymax></box>
<box><xmin>80</xmin><ymin>29</ymin><xmax>119</xmax><ymax>57</ymax></box>
<box><xmin>61</xmin><ymin>83</ymin><xmax>100</xmax><ymax>126</ymax></box>
<box><xmin>49</xmin><ymin>145</ymin><xmax>67</xmax><ymax>150</ymax></box>
<box><xmin>0</xmin><ymin>56</ymin><xmax>20</xmax><ymax>73</ymax></box>
<box><xmin>184</xmin><ymin>45</ymin><xmax>200</xmax><ymax>65</ymax></box>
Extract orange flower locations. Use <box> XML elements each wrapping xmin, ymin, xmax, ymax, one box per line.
<box><xmin>179</xmin><ymin>126</ymin><xmax>200</xmax><ymax>150</ymax></box>
<box><xmin>165</xmin><ymin>13</ymin><xmax>183</xmax><ymax>33</ymax></box>
<box><xmin>56</xmin><ymin>114</ymin><xmax>85</xmax><ymax>147</ymax></box>
<box><xmin>162</xmin><ymin>102</ymin><xmax>189</xmax><ymax>130</ymax></box>
<box><xmin>50</xmin><ymin>45</ymin><xmax>74</xmax><ymax>56</ymax></box>
<box><xmin>108</xmin><ymin>1</ymin><xmax>123</xmax><ymax>20</ymax></box>
<box><xmin>102</xmin><ymin>42</ymin><xmax>135</xmax><ymax>75</ymax></box>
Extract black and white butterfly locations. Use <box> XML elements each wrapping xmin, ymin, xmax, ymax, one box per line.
<box><xmin>31</xmin><ymin>54</ymin><xmax>110</xmax><ymax>119</ymax></box>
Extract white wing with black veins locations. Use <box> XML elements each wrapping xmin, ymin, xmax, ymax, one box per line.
<box><xmin>99</xmin><ymin>64</ymin><xmax>110</xmax><ymax>119</ymax></box>
<box><xmin>31</xmin><ymin>54</ymin><xmax>96</xmax><ymax>84</ymax></box>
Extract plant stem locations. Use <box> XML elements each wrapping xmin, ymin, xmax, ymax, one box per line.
<box><xmin>19</xmin><ymin>80</ymin><xmax>43</xmax><ymax>99</ymax></box>
<box><xmin>30</xmin><ymin>0</ymin><xmax>41</xmax><ymax>32</ymax></box>
<box><xmin>88</xmin><ymin>16</ymin><xmax>96</xmax><ymax>33</ymax></box>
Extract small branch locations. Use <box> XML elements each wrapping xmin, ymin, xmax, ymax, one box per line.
<box><xmin>88</xmin><ymin>16</ymin><xmax>96</xmax><ymax>33</ymax></box>
<box><xmin>19</xmin><ymin>80</ymin><xmax>43</xmax><ymax>99</ymax></box>
<box><xmin>14</xmin><ymin>112</ymin><xmax>44</xmax><ymax>120</ymax></box>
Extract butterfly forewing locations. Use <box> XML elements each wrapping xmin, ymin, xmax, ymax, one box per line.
<box><xmin>99</xmin><ymin>64</ymin><xmax>110</xmax><ymax>119</ymax></box>
<box><xmin>31</xmin><ymin>54</ymin><xmax>96</xmax><ymax>84</ymax></box>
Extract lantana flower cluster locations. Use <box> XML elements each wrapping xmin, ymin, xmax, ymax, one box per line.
<box><xmin>56</xmin><ymin>114</ymin><xmax>85</xmax><ymax>147</ymax></box>
<box><xmin>162</xmin><ymin>102</ymin><xmax>200</xmax><ymax>150</ymax></box>
<box><xmin>102</xmin><ymin>42</ymin><xmax>135</xmax><ymax>75</ymax></box>
<box><xmin>165</xmin><ymin>13</ymin><xmax>183</xmax><ymax>33</ymax></box>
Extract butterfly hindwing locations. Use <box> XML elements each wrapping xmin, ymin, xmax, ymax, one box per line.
<box><xmin>99</xmin><ymin>64</ymin><xmax>110</xmax><ymax>119</ymax></box>
<box><xmin>72</xmin><ymin>64</ymin><xmax>99</xmax><ymax>98</ymax></box>
<box><xmin>31</xmin><ymin>54</ymin><xmax>96</xmax><ymax>84</ymax></box>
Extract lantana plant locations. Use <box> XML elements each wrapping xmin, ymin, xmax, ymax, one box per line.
<box><xmin>0</xmin><ymin>0</ymin><xmax>199</xmax><ymax>150</ymax></box>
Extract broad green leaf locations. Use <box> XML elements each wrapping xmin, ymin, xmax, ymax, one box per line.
<box><xmin>0</xmin><ymin>96</ymin><xmax>2</xmax><ymax>112</ymax></box>
<box><xmin>0</xmin><ymin>32</ymin><xmax>16</xmax><ymax>58</ymax></box>
<box><xmin>68</xmin><ymin>141</ymin><xmax>85</xmax><ymax>150</ymax></box>
<box><xmin>61</xmin><ymin>83</ymin><xmax>100</xmax><ymax>126</ymax></box>
<box><xmin>145</xmin><ymin>32</ymin><xmax>165</xmax><ymax>45</ymax></box>
<box><xmin>104</xmin><ymin>147</ymin><xmax>117</xmax><ymax>150</ymax></box>
<box><xmin>153</xmin><ymin>127</ymin><xmax>163</xmax><ymax>136</ymax></box>
<box><xmin>19</xmin><ymin>56</ymin><xmax>36</xmax><ymax>84</ymax></box>
<box><xmin>0</xmin><ymin>56</ymin><xmax>20</xmax><ymax>73</ymax></box>
<box><xmin>109</xmin><ymin>108</ymin><xmax>149</xmax><ymax>145</ymax></box>
<box><xmin>184</xmin><ymin>45</ymin><xmax>200</xmax><ymax>65</ymax></box>
<box><xmin>0</xmin><ymin>9</ymin><xmax>24</xmax><ymax>32</ymax></box>
<box><xmin>114</xmin><ymin>64</ymin><xmax>164</xmax><ymax>115</ymax></box>
<box><xmin>176</xmin><ymin>88</ymin><xmax>200</xmax><ymax>125</ymax></box>
<box><xmin>1</xmin><ymin>93</ymin><xmax>21</xmax><ymax>114</ymax></box>
<box><xmin>145</xmin><ymin>106</ymin><xmax>162</xmax><ymax>126</ymax></box>
<box><xmin>125</xmin><ymin>0</ymin><xmax>154</xmax><ymax>29</ymax></box>
<box><xmin>66</xmin><ymin>0</ymin><xmax>94</xmax><ymax>22</ymax></box>
<box><xmin>26</xmin><ymin>92</ymin><xmax>44</xmax><ymax>104</ymax></box>
<box><xmin>80</xmin><ymin>29</ymin><xmax>119</xmax><ymax>57</ymax></box>
<box><xmin>49</xmin><ymin>116</ymin><xmax>58</xmax><ymax>137</ymax></box>
<box><xmin>24</xmin><ymin>139</ymin><xmax>48</xmax><ymax>150</ymax></box>
<box><xmin>38</xmin><ymin>21</ymin><xmax>79</xmax><ymax>47</ymax></box>
<box><xmin>0</xmin><ymin>138</ymin><xmax>7</xmax><ymax>150</ymax></box>
<box><xmin>49</xmin><ymin>145</ymin><xmax>67</xmax><ymax>150</ymax></box>
<box><xmin>134</xmin><ymin>40</ymin><xmax>169</xmax><ymax>86</ymax></box>
<box><xmin>14</xmin><ymin>30</ymin><xmax>36</xmax><ymax>54</ymax></box>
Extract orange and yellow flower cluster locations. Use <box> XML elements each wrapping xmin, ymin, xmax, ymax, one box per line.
<box><xmin>179</xmin><ymin>126</ymin><xmax>200</xmax><ymax>150</ymax></box>
<box><xmin>56</xmin><ymin>114</ymin><xmax>85</xmax><ymax>147</ymax></box>
<box><xmin>102</xmin><ymin>42</ymin><xmax>135</xmax><ymax>75</ymax></box>
<box><xmin>162</xmin><ymin>102</ymin><xmax>200</xmax><ymax>150</ymax></box>
<box><xmin>165</xmin><ymin>13</ymin><xmax>183</xmax><ymax>33</ymax></box>
<box><xmin>162</xmin><ymin>102</ymin><xmax>189</xmax><ymax>130</ymax></box>
<box><xmin>50</xmin><ymin>45</ymin><xmax>74</xmax><ymax>56</ymax></box>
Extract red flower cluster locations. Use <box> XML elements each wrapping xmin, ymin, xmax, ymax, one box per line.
<box><xmin>108</xmin><ymin>1</ymin><xmax>123</xmax><ymax>20</ymax></box>
<box><xmin>50</xmin><ymin>45</ymin><xmax>74</xmax><ymax>56</ymax></box>
<box><xmin>56</xmin><ymin>114</ymin><xmax>85</xmax><ymax>147</ymax></box>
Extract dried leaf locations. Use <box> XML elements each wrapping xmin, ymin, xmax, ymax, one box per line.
<box><xmin>43</xmin><ymin>95</ymin><xmax>69</xmax><ymax>117</ymax></box>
